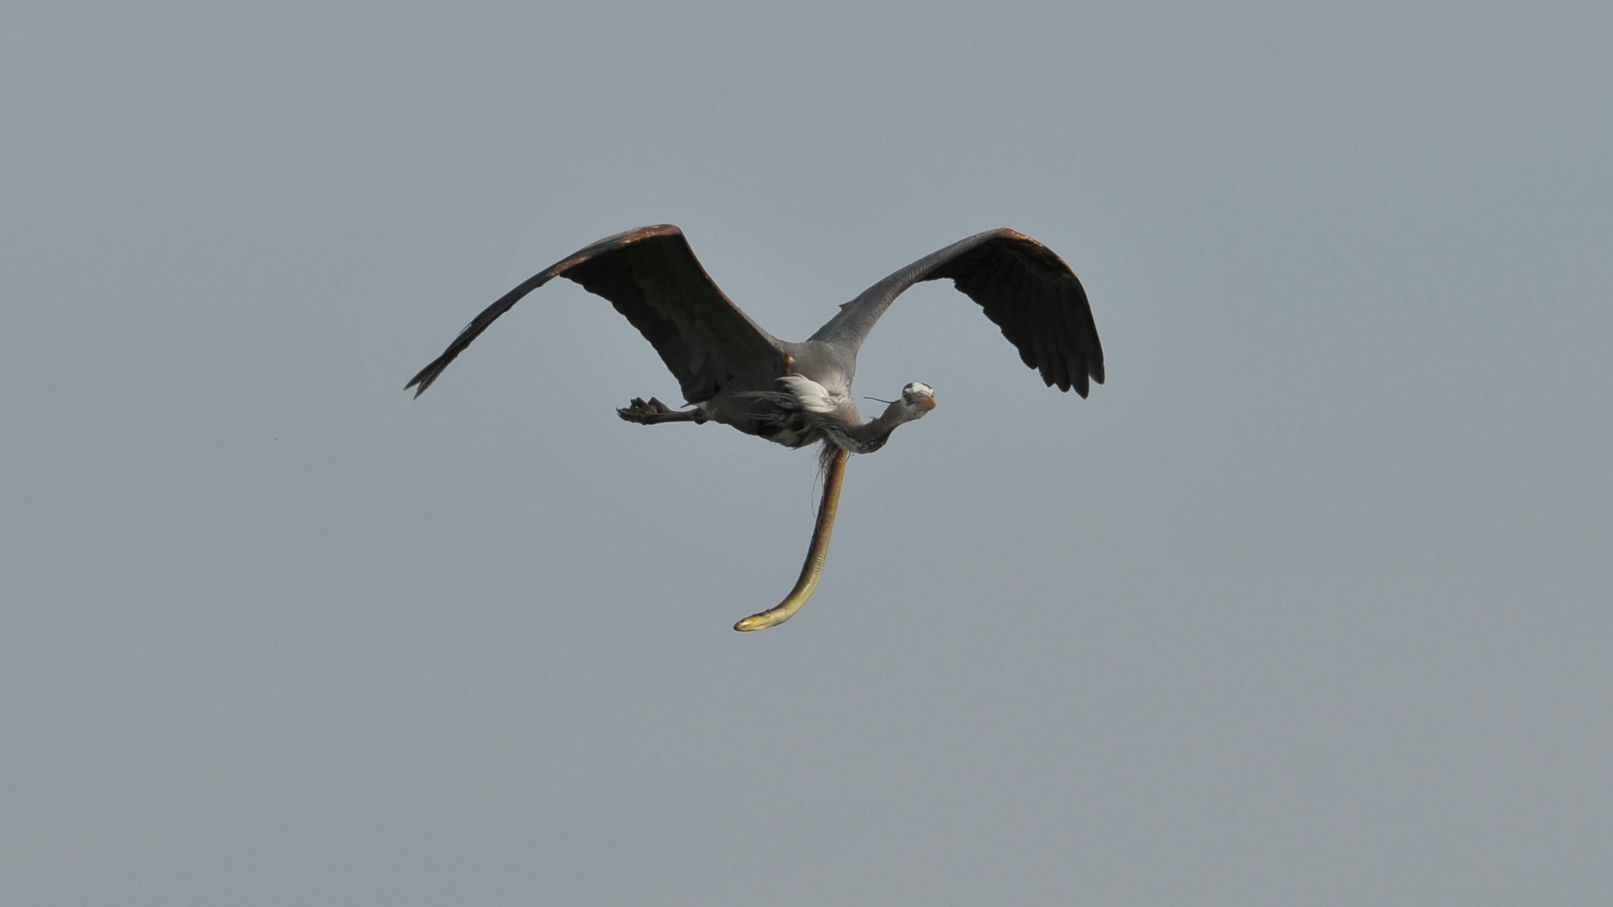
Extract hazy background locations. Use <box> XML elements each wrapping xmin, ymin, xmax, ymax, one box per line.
<box><xmin>5</xmin><ymin>2</ymin><xmax>1609</xmax><ymax>903</ymax></box>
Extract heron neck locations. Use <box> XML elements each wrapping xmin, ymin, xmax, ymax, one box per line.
<box><xmin>831</xmin><ymin>400</ymin><xmax>914</xmax><ymax>454</ymax></box>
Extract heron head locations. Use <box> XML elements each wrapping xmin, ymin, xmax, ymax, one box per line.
<box><xmin>900</xmin><ymin>381</ymin><xmax>936</xmax><ymax>418</ymax></box>
<box><xmin>835</xmin><ymin>381</ymin><xmax>936</xmax><ymax>454</ymax></box>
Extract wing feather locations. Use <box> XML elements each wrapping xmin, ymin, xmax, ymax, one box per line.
<box><xmin>809</xmin><ymin>228</ymin><xmax>1104</xmax><ymax>397</ymax></box>
<box><xmin>406</xmin><ymin>225</ymin><xmax>780</xmax><ymax>403</ymax></box>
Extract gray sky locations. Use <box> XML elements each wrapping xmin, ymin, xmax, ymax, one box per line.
<box><xmin>5</xmin><ymin>1</ymin><xmax>1610</xmax><ymax>903</ymax></box>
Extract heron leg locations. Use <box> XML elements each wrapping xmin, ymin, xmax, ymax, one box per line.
<box><xmin>617</xmin><ymin>397</ymin><xmax>707</xmax><ymax>425</ymax></box>
<box><xmin>733</xmin><ymin>447</ymin><xmax>849</xmax><ymax>632</ymax></box>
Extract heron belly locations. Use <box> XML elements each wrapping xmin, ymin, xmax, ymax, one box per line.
<box><xmin>700</xmin><ymin>399</ymin><xmax>821</xmax><ymax>449</ymax></box>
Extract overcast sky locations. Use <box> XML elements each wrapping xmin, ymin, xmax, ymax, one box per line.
<box><xmin>5</xmin><ymin>2</ymin><xmax>1610</xmax><ymax>904</ymax></box>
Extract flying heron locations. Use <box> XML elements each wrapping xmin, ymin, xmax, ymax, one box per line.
<box><xmin>407</xmin><ymin>224</ymin><xmax>1104</xmax><ymax>631</ymax></box>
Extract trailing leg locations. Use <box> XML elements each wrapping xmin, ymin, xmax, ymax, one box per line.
<box><xmin>617</xmin><ymin>396</ymin><xmax>708</xmax><ymax>425</ymax></box>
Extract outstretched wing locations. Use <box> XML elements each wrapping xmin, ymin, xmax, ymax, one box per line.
<box><xmin>406</xmin><ymin>225</ymin><xmax>782</xmax><ymax>403</ymax></box>
<box><xmin>808</xmin><ymin>229</ymin><xmax>1105</xmax><ymax>396</ymax></box>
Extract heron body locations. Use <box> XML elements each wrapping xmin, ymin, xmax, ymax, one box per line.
<box><xmin>408</xmin><ymin>224</ymin><xmax>1104</xmax><ymax>630</ymax></box>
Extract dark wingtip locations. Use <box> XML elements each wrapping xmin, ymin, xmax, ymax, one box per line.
<box><xmin>404</xmin><ymin>361</ymin><xmax>442</xmax><ymax>398</ymax></box>
<box><xmin>1076</xmin><ymin>358</ymin><xmax>1105</xmax><ymax>398</ymax></box>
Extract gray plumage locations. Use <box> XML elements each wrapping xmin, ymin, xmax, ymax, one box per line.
<box><xmin>406</xmin><ymin>224</ymin><xmax>1103</xmax><ymax>453</ymax></box>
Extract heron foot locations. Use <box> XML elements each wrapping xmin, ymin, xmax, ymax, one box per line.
<box><xmin>617</xmin><ymin>397</ymin><xmax>706</xmax><ymax>425</ymax></box>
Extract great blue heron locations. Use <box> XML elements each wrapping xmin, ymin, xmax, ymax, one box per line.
<box><xmin>408</xmin><ymin>224</ymin><xmax>1104</xmax><ymax>631</ymax></box>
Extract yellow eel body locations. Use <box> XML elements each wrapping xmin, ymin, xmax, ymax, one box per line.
<box><xmin>733</xmin><ymin>447</ymin><xmax>849</xmax><ymax>631</ymax></box>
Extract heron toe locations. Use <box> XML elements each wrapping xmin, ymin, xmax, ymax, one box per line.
<box><xmin>617</xmin><ymin>396</ymin><xmax>707</xmax><ymax>425</ymax></box>
<box><xmin>618</xmin><ymin>397</ymin><xmax>664</xmax><ymax>422</ymax></box>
